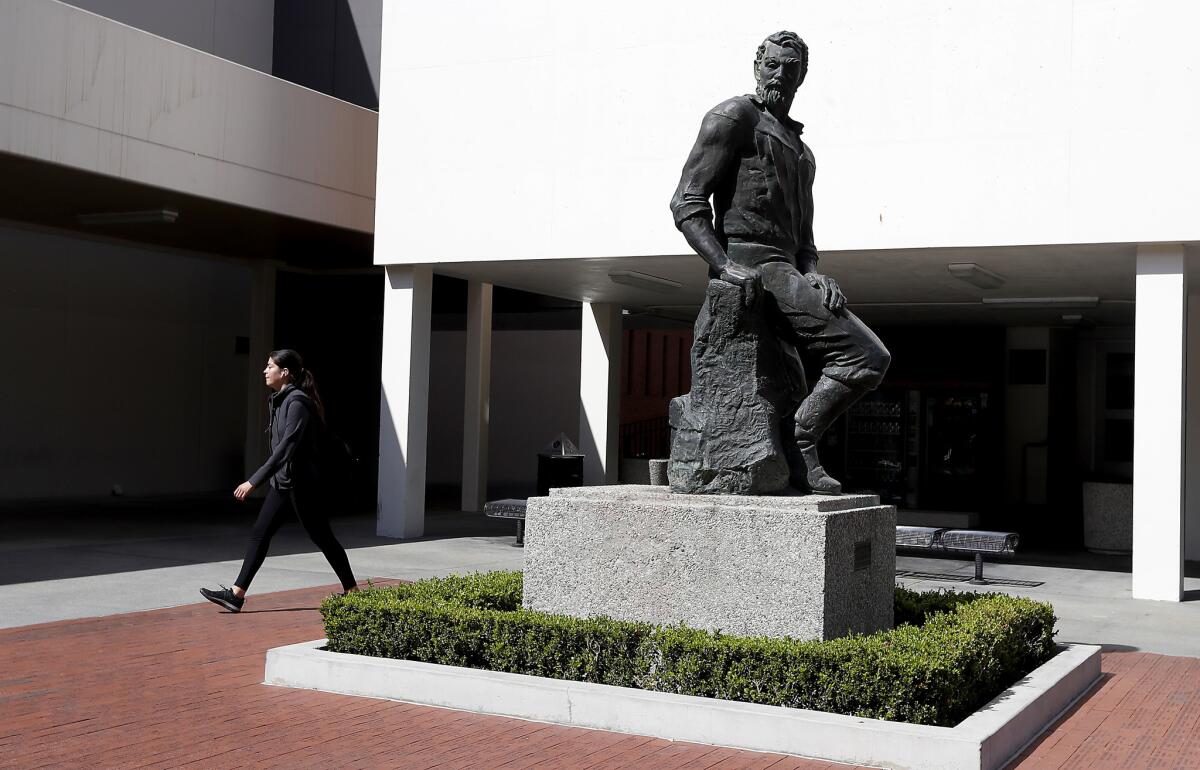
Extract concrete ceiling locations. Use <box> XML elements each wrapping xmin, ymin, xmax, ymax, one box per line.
<box><xmin>0</xmin><ymin>152</ymin><xmax>373</xmax><ymax>269</ymax></box>
<box><xmin>432</xmin><ymin>242</ymin><xmax>1140</xmax><ymax>328</ymax></box>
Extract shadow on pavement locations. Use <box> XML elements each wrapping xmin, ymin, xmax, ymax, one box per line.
<box><xmin>0</xmin><ymin>494</ymin><xmax>514</xmax><ymax>586</ymax></box>
<box><xmin>236</xmin><ymin>607</ymin><xmax>322</xmax><ymax>614</ymax></box>
<box><xmin>897</xmin><ymin>547</ymin><xmax>1135</xmax><ymax>575</ymax></box>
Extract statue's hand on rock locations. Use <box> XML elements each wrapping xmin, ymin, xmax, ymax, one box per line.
<box><xmin>720</xmin><ymin>260</ymin><xmax>760</xmax><ymax>308</ymax></box>
<box><xmin>805</xmin><ymin>273</ymin><xmax>846</xmax><ymax>313</ymax></box>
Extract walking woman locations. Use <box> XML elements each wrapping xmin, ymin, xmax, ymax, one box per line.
<box><xmin>200</xmin><ymin>349</ymin><xmax>357</xmax><ymax>612</ymax></box>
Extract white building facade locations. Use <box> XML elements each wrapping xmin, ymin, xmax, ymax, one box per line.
<box><xmin>373</xmin><ymin>1</ymin><xmax>1200</xmax><ymax>600</ymax></box>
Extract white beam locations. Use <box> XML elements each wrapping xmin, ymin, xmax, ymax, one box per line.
<box><xmin>1132</xmin><ymin>243</ymin><xmax>1186</xmax><ymax>601</ymax></box>
<box><xmin>580</xmin><ymin>303</ymin><xmax>623</xmax><ymax>485</ymax></box>
<box><xmin>244</xmin><ymin>260</ymin><xmax>278</xmax><ymax>480</ymax></box>
<box><xmin>377</xmin><ymin>265</ymin><xmax>432</xmax><ymax>539</ymax></box>
<box><xmin>461</xmin><ymin>281</ymin><xmax>493</xmax><ymax>512</ymax></box>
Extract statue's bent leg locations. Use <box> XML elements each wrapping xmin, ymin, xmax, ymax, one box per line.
<box><xmin>759</xmin><ymin>263</ymin><xmax>891</xmax><ymax>494</ymax></box>
<box><xmin>790</xmin><ymin>376</ymin><xmax>861</xmax><ymax>493</ymax></box>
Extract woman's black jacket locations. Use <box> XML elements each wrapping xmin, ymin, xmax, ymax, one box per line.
<box><xmin>248</xmin><ymin>385</ymin><xmax>321</xmax><ymax>490</ymax></box>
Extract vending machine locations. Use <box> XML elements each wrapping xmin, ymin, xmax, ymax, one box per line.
<box><xmin>839</xmin><ymin>391</ymin><xmax>910</xmax><ymax>506</ymax></box>
<box><xmin>821</xmin><ymin>387</ymin><xmax>994</xmax><ymax>510</ymax></box>
<box><xmin>919</xmin><ymin>390</ymin><xmax>992</xmax><ymax>511</ymax></box>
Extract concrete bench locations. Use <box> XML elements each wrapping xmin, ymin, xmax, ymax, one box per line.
<box><xmin>483</xmin><ymin>498</ymin><xmax>528</xmax><ymax>545</ymax></box>
<box><xmin>895</xmin><ymin>526</ymin><xmax>1019</xmax><ymax>584</ymax></box>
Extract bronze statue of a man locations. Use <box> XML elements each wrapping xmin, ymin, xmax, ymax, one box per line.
<box><xmin>670</xmin><ymin>31</ymin><xmax>890</xmax><ymax>494</ymax></box>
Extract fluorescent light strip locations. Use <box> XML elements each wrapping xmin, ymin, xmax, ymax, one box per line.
<box><xmin>981</xmin><ymin>296</ymin><xmax>1099</xmax><ymax>308</ymax></box>
<box><xmin>947</xmin><ymin>262</ymin><xmax>1005</xmax><ymax>289</ymax></box>
<box><xmin>77</xmin><ymin>208</ymin><xmax>179</xmax><ymax>225</ymax></box>
<box><xmin>608</xmin><ymin>270</ymin><xmax>682</xmax><ymax>292</ymax></box>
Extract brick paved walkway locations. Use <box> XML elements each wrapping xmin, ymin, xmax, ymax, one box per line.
<box><xmin>1</xmin><ymin>583</ymin><xmax>1197</xmax><ymax>769</ymax></box>
<box><xmin>0</xmin><ymin>583</ymin><xmax>866</xmax><ymax>769</ymax></box>
<box><xmin>1009</xmin><ymin>651</ymin><xmax>1200</xmax><ymax>769</ymax></box>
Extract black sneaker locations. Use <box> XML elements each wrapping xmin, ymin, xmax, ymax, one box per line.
<box><xmin>200</xmin><ymin>585</ymin><xmax>244</xmax><ymax>613</ymax></box>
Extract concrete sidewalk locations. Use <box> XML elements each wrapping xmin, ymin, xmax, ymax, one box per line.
<box><xmin>896</xmin><ymin>552</ymin><xmax>1200</xmax><ymax>657</ymax></box>
<box><xmin>0</xmin><ymin>499</ymin><xmax>524</xmax><ymax>629</ymax></box>
<box><xmin>2</xmin><ymin>496</ymin><xmax>1199</xmax><ymax>657</ymax></box>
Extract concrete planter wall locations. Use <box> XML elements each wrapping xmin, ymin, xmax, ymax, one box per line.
<box><xmin>266</xmin><ymin>640</ymin><xmax>1101</xmax><ymax>770</ymax></box>
<box><xmin>1082</xmin><ymin>481</ymin><xmax>1132</xmax><ymax>554</ymax></box>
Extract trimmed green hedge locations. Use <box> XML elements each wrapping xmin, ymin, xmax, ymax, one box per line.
<box><xmin>321</xmin><ymin>571</ymin><xmax>1055</xmax><ymax>727</ymax></box>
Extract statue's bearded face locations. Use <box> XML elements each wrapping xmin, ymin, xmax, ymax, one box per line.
<box><xmin>755</xmin><ymin>41</ymin><xmax>804</xmax><ymax>108</ymax></box>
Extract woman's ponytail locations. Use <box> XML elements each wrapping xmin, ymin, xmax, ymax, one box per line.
<box><xmin>270</xmin><ymin>349</ymin><xmax>326</xmax><ymax>425</ymax></box>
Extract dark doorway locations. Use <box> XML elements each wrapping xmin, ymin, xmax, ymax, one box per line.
<box><xmin>274</xmin><ymin>270</ymin><xmax>384</xmax><ymax>513</ymax></box>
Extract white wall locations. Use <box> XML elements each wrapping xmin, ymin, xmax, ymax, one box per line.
<box><xmin>61</xmin><ymin>0</ymin><xmax>275</xmax><ymax>73</ymax></box>
<box><xmin>426</xmin><ymin>329</ymin><xmax>580</xmax><ymax>488</ymax></box>
<box><xmin>375</xmin><ymin>1</ymin><xmax>1200</xmax><ymax>266</ymax></box>
<box><xmin>0</xmin><ymin>224</ymin><xmax>251</xmax><ymax>499</ymax></box>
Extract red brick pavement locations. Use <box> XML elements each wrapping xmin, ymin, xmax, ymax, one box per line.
<box><xmin>1009</xmin><ymin>650</ymin><xmax>1200</xmax><ymax>769</ymax></box>
<box><xmin>1</xmin><ymin>582</ymin><xmax>1197</xmax><ymax>770</ymax></box>
<box><xmin>0</xmin><ymin>583</ymin><xmax>867</xmax><ymax>770</ymax></box>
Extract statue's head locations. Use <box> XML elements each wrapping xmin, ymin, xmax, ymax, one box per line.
<box><xmin>754</xmin><ymin>31</ymin><xmax>808</xmax><ymax>109</ymax></box>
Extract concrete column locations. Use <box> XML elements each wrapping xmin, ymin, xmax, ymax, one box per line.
<box><xmin>243</xmin><ymin>260</ymin><xmax>278</xmax><ymax>479</ymax></box>
<box><xmin>461</xmin><ymin>281</ymin><xmax>493</xmax><ymax>511</ymax></box>
<box><xmin>1132</xmin><ymin>244</ymin><xmax>1186</xmax><ymax>601</ymax></box>
<box><xmin>1185</xmin><ymin>246</ymin><xmax>1200</xmax><ymax>563</ymax></box>
<box><xmin>377</xmin><ymin>265</ymin><xmax>433</xmax><ymax>539</ymax></box>
<box><xmin>580</xmin><ymin>302</ymin><xmax>623</xmax><ymax>485</ymax></box>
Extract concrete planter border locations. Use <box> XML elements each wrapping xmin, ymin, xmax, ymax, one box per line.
<box><xmin>265</xmin><ymin>640</ymin><xmax>1100</xmax><ymax>770</ymax></box>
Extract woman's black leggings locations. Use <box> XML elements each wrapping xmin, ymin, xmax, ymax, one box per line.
<box><xmin>235</xmin><ymin>486</ymin><xmax>356</xmax><ymax>592</ymax></box>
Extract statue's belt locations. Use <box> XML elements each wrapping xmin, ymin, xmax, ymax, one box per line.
<box><xmin>726</xmin><ymin>241</ymin><xmax>794</xmax><ymax>267</ymax></box>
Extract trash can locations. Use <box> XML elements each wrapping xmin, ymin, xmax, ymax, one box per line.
<box><xmin>537</xmin><ymin>433</ymin><xmax>585</xmax><ymax>496</ymax></box>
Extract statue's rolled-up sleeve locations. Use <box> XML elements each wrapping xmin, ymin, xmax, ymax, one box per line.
<box><xmin>670</xmin><ymin>111</ymin><xmax>742</xmax><ymax>229</ymax></box>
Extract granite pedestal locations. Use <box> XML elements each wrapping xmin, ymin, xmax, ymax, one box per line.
<box><xmin>523</xmin><ymin>485</ymin><xmax>895</xmax><ymax>640</ymax></box>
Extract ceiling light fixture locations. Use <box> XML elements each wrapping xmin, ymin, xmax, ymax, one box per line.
<box><xmin>76</xmin><ymin>208</ymin><xmax>179</xmax><ymax>226</ymax></box>
<box><xmin>608</xmin><ymin>270</ymin><xmax>681</xmax><ymax>292</ymax></box>
<box><xmin>947</xmin><ymin>262</ymin><xmax>1005</xmax><ymax>289</ymax></box>
<box><xmin>981</xmin><ymin>296</ymin><xmax>1099</xmax><ymax>309</ymax></box>
<box><xmin>1062</xmin><ymin>313</ymin><xmax>1097</xmax><ymax>329</ymax></box>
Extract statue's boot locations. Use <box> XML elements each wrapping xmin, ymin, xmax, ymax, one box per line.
<box><xmin>789</xmin><ymin>376</ymin><xmax>865</xmax><ymax>495</ymax></box>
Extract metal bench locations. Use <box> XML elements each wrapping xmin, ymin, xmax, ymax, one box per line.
<box><xmin>895</xmin><ymin>525</ymin><xmax>944</xmax><ymax>549</ymax></box>
<box><xmin>895</xmin><ymin>526</ymin><xmax>1019</xmax><ymax>584</ymax></box>
<box><xmin>484</xmin><ymin>498</ymin><xmax>528</xmax><ymax>545</ymax></box>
